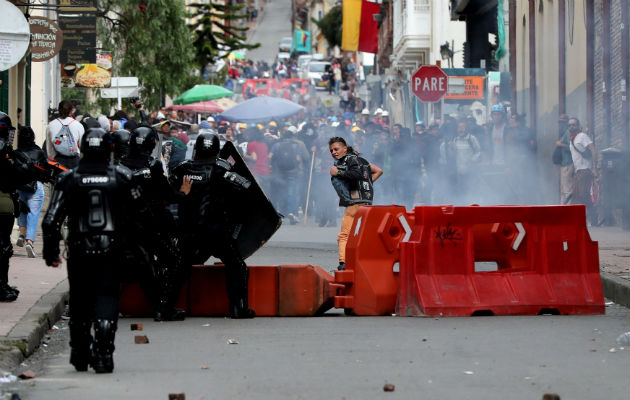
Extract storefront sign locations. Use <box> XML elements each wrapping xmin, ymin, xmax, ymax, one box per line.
<box><xmin>61</xmin><ymin>52</ymin><xmax>112</xmax><ymax>88</ymax></box>
<box><xmin>58</xmin><ymin>12</ymin><xmax>97</xmax><ymax>64</ymax></box>
<box><xmin>29</xmin><ymin>17</ymin><xmax>63</xmax><ymax>62</ymax></box>
<box><xmin>444</xmin><ymin>76</ymin><xmax>485</xmax><ymax>100</ymax></box>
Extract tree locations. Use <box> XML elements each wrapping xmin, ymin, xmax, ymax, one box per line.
<box><xmin>187</xmin><ymin>2</ymin><xmax>260</xmax><ymax>75</ymax></box>
<box><xmin>311</xmin><ymin>5</ymin><xmax>342</xmax><ymax>49</ymax></box>
<box><xmin>99</xmin><ymin>0</ymin><xmax>196</xmax><ymax>109</ymax></box>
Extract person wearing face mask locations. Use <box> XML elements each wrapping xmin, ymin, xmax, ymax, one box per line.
<box><xmin>328</xmin><ymin>136</ymin><xmax>382</xmax><ymax>271</ymax></box>
<box><xmin>567</xmin><ymin>118</ymin><xmax>598</xmax><ymax>225</ymax></box>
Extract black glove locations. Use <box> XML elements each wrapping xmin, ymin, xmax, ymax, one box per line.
<box><xmin>43</xmin><ymin>243</ymin><xmax>60</xmax><ymax>266</ymax></box>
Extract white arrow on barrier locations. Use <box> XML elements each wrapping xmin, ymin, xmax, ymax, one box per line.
<box><xmin>512</xmin><ymin>222</ymin><xmax>526</xmax><ymax>251</ymax></box>
<box><xmin>398</xmin><ymin>215</ymin><xmax>412</xmax><ymax>243</ymax></box>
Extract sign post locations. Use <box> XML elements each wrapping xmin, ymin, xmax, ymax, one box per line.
<box><xmin>100</xmin><ymin>77</ymin><xmax>139</xmax><ymax>110</ymax></box>
<box><xmin>411</xmin><ymin>65</ymin><xmax>449</xmax><ymax>103</ymax></box>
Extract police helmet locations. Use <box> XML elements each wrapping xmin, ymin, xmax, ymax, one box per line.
<box><xmin>111</xmin><ymin>129</ymin><xmax>131</xmax><ymax>161</ymax></box>
<box><xmin>129</xmin><ymin>125</ymin><xmax>158</xmax><ymax>156</ymax></box>
<box><xmin>80</xmin><ymin>128</ymin><xmax>113</xmax><ymax>160</ymax></box>
<box><xmin>193</xmin><ymin>132</ymin><xmax>220</xmax><ymax>161</ymax></box>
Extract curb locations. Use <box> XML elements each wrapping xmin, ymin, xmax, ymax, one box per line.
<box><xmin>601</xmin><ymin>272</ymin><xmax>630</xmax><ymax>308</ymax></box>
<box><xmin>0</xmin><ymin>279</ymin><xmax>69</xmax><ymax>372</ymax></box>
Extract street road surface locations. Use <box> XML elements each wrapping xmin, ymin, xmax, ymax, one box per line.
<box><xmin>3</xmin><ymin>245</ymin><xmax>630</xmax><ymax>400</ymax></box>
<box><xmin>246</xmin><ymin>0</ymin><xmax>292</xmax><ymax>62</ymax></box>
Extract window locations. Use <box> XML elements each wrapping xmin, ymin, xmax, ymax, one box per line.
<box><xmin>414</xmin><ymin>0</ymin><xmax>430</xmax><ymax>13</ymax></box>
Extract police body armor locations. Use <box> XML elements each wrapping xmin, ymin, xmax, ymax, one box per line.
<box><xmin>173</xmin><ymin>141</ymin><xmax>281</xmax><ymax>260</ymax></box>
<box><xmin>44</xmin><ymin>165</ymin><xmax>135</xmax><ymax>258</ymax></box>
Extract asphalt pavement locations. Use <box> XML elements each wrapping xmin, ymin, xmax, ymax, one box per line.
<box><xmin>245</xmin><ymin>0</ymin><xmax>292</xmax><ymax>63</ymax></box>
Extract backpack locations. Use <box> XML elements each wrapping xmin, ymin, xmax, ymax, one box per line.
<box><xmin>274</xmin><ymin>141</ymin><xmax>298</xmax><ymax>170</ymax></box>
<box><xmin>52</xmin><ymin>119</ymin><xmax>78</xmax><ymax>157</ymax></box>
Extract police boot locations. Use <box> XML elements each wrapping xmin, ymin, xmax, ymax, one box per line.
<box><xmin>69</xmin><ymin>320</ymin><xmax>92</xmax><ymax>371</ymax></box>
<box><xmin>91</xmin><ymin>320</ymin><xmax>116</xmax><ymax>373</ymax></box>
<box><xmin>153</xmin><ymin>266</ymin><xmax>186</xmax><ymax>322</ymax></box>
<box><xmin>227</xmin><ymin>266</ymin><xmax>255</xmax><ymax>319</ymax></box>
<box><xmin>0</xmin><ymin>282</ymin><xmax>18</xmax><ymax>302</ymax></box>
<box><xmin>154</xmin><ymin>301</ymin><xmax>186</xmax><ymax>322</ymax></box>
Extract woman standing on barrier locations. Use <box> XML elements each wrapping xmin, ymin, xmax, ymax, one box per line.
<box><xmin>329</xmin><ymin>137</ymin><xmax>382</xmax><ymax>271</ymax></box>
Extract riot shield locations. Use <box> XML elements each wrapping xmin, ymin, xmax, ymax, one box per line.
<box><xmin>219</xmin><ymin>141</ymin><xmax>282</xmax><ymax>259</ymax></box>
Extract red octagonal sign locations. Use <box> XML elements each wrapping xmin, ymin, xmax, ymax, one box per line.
<box><xmin>411</xmin><ymin>65</ymin><xmax>448</xmax><ymax>103</ymax></box>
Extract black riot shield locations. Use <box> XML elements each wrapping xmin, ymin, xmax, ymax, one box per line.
<box><xmin>218</xmin><ymin>141</ymin><xmax>282</xmax><ymax>259</ymax></box>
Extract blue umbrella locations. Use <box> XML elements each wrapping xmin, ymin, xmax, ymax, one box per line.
<box><xmin>219</xmin><ymin>96</ymin><xmax>305</xmax><ymax>123</ymax></box>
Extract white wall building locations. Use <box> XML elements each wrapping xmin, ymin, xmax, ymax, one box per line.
<box><xmin>391</xmin><ymin>0</ymin><xmax>465</xmax><ymax>73</ymax></box>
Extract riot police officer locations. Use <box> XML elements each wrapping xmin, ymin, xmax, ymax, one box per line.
<box><xmin>170</xmin><ymin>133</ymin><xmax>255</xmax><ymax>319</ymax></box>
<box><xmin>120</xmin><ymin>125</ymin><xmax>186</xmax><ymax>321</ymax></box>
<box><xmin>42</xmin><ymin>127</ymin><xmax>151</xmax><ymax>373</ymax></box>
<box><xmin>111</xmin><ymin>129</ymin><xmax>130</xmax><ymax>164</ymax></box>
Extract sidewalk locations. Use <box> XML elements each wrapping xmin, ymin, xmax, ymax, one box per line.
<box><xmin>0</xmin><ymin>221</ymin><xmax>628</xmax><ymax>374</ymax></box>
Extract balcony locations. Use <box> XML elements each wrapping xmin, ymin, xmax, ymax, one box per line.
<box><xmin>392</xmin><ymin>0</ymin><xmax>431</xmax><ymax>70</ymax></box>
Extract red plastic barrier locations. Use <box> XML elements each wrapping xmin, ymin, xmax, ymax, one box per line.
<box><xmin>397</xmin><ymin>205</ymin><xmax>605</xmax><ymax>317</ymax></box>
<box><xmin>334</xmin><ymin>205</ymin><xmax>414</xmax><ymax>315</ymax></box>
<box><xmin>120</xmin><ymin>264</ymin><xmax>341</xmax><ymax>317</ymax></box>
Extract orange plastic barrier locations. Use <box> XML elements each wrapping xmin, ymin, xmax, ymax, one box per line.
<box><xmin>397</xmin><ymin>205</ymin><xmax>605</xmax><ymax>317</ymax></box>
<box><xmin>334</xmin><ymin>205</ymin><xmax>414</xmax><ymax>315</ymax></box>
<box><xmin>119</xmin><ymin>264</ymin><xmax>341</xmax><ymax>317</ymax></box>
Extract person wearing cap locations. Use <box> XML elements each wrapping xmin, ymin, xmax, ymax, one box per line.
<box><xmin>206</xmin><ymin>116</ymin><xmax>216</xmax><ymax>129</ymax></box>
<box><xmin>373</xmin><ymin>108</ymin><xmax>384</xmax><ymax>127</ymax></box>
<box><xmin>358</xmin><ymin>108</ymin><xmax>370</xmax><ymax>128</ymax></box>
<box><xmin>381</xmin><ymin>110</ymin><xmax>390</xmax><ymax>130</ymax></box>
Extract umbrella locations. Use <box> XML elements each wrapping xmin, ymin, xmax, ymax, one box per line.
<box><xmin>219</xmin><ymin>96</ymin><xmax>305</xmax><ymax>123</ymax></box>
<box><xmin>167</xmin><ymin>100</ymin><xmax>224</xmax><ymax>113</ymax></box>
<box><xmin>174</xmin><ymin>84</ymin><xmax>234</xmax><ymax>105</ymax></box>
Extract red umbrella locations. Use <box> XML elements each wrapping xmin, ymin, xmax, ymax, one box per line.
<box><xmin>167</xmin><ymin>100</ymin><xmax>223</xmax><ymax>113</ymax></box>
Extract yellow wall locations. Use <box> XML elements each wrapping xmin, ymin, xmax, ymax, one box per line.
<box><xmin>514</xmin><ymin>0</ymin><xmax>588</xmax><ymax>115</ymax></box>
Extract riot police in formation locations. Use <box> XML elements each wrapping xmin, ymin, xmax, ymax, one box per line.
<box><xmin>37</xmin><ymin>121</ymin><xmax>279</xmax><ymax>373</ymax></box>
<box><xmin>120</xmin><ymin>125</ymin><xmax>186</xmax><ymax>321</ymax></box>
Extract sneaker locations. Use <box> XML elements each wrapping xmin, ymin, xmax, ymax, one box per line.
<box><xmin>16</xmin><ymin>235</ymin><xmax>25</xmax><ymax>247</ymax></box>
<box><xmin>337</xmin><ymin>262</ymin><xmax>346</xmax><ymax>271</ymax></box>
<box><xmin>25</xmin><ymin>242</ymin><xmax>38</xmax><ymax>258</ymax></box>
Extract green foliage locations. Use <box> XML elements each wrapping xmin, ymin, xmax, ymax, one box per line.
<box><xmin>311</xmin><ymin>5</ymin><xmax>342</xmax><ymax>49</ymax></box>
<box><xmin>99</xmin><ymin>0</ymin><xmax>196</xmax><ymax>109</ymax></box>
<box><xmin>187</xmin><ymin>2</ymin><xmax>260</xmax><ymax>72</ymax></box>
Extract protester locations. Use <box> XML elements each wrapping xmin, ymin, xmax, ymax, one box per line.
<box><xmin>328</xmin><ymin>136</ymin><xmax>382</xmax><ymax>271</ymax></box>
